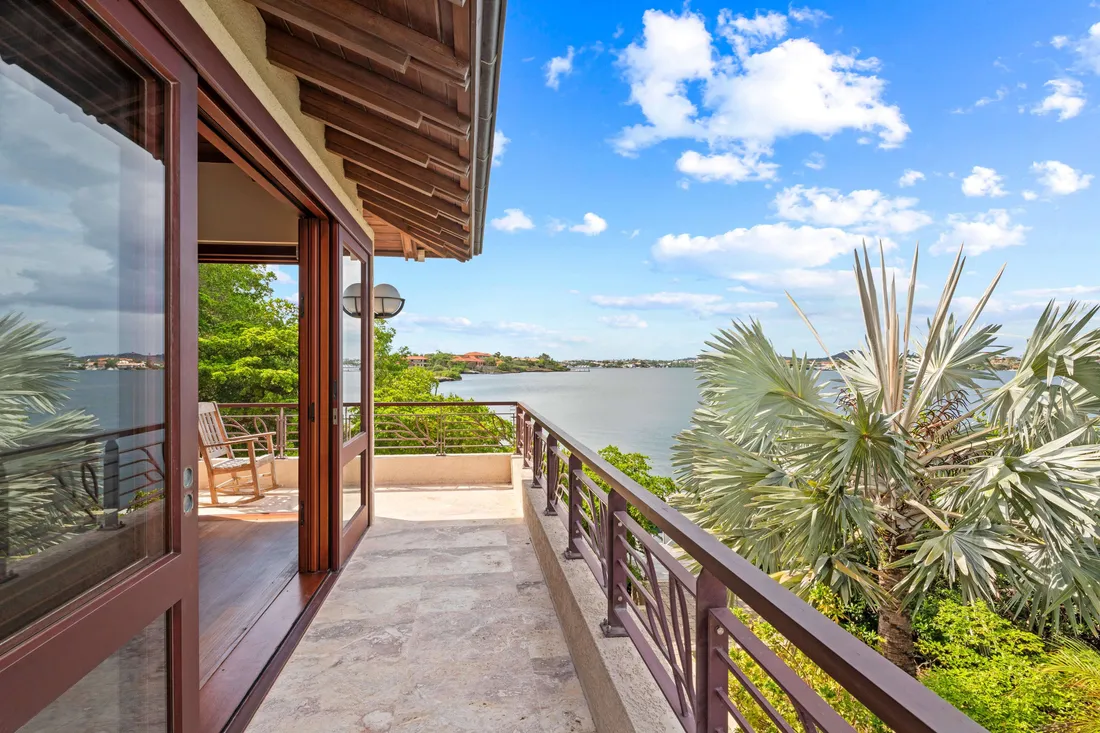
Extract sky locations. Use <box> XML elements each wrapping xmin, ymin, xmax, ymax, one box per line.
<box><xmin>368</xmin><ymin>0</ymin><xmax>1100</xmax><ymax>360</ymax></box>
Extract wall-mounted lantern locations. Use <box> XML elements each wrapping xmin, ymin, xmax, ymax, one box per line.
<box><xmin>342</xmin><ymin>283</ymin><xmax>405</xmax><ymax>319</ymax></box>
<box><xmin>373</xmin><ymin>283</ymin><xmax>405</xmax><ymax>320</ymax></box>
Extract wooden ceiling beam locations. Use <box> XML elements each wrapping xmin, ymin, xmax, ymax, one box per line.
<box><xmin>399</xmin><ymin>232</ymin><xmax>416</xmax><ymax>260</ymax></box>
<box><xmin>301</xmin><ymin>86</ymin><xmax>469</xmax><ymax>175</ymax></box>
<box><xmin>333</xmin><ymin>134</ymin><xmax>469</xmax><ymax>203</ymax></box>
<box><xmin>355</xmin><ymin>179</ymin><xmax>468</xmax><ymax>226</ymax></box>
<box><xmin>267</xmin><ymin>27</ymin><xmax>471</xmax><ymax>135</ymax></box>
<box><xmin>358</xmin><ymin>188</ymin><xmax>469</xmax><ymax>241</ymax></box>
<box><xmin>368</xmin><ymin>211</ymin><xmax>466</xmax><ymax>260</ymax></box>
<box><xmin>247</xmin><ymin>0</ymin><xmax>410</xmax><ymax>71</ymax></box>
<box><xmin>245</xmin><ymin>0</ymin><xmax>469</xmax><ymax>84</ymax></box>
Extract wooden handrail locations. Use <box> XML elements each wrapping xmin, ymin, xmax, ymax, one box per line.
<box><xmin>515</xmin><ymin>401</ymin><xmax>986</xmax><ymax>733</ymax></box>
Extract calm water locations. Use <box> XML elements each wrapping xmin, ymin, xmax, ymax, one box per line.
<box><xmin>444</xmin><ymin>369</ymin><xmax>702</xmax><ymax>475</ymax></box>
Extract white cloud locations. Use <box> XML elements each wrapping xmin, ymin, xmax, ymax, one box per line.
<box><xmin>626</xmin><ymin>229</ymin><xmax>641</xmax><ymax>239</ymax></box>
<box><xmin>729</xmin><ymin>265</ymin><xmax>913</xmax><ymax>295</ymax></box>
<box><xmin>676</xmin><ymin>148</ymin><xmax>778</xmax><ymax>183</ymax></box>
<box><xmin>400</xmin><ymin>314</ymin><xmax>593</xmax><ymax>344</ymax></box>
<box><xmin>545</xmin><ymin>47</ymin><xmax>575</xmax><ymax>89</ymax></box>
<box><xmin>599</xmin><ymin>314</ymin><xmax>649</xmax><ymax>329</ymax></box>
<box><xmin>400</xmin><ymin>314</ymin><xmax>474</xmax><ymax>330</ymax></box>
<box><xmin>266</xmin><ymin>265</ymin><xmax>295</xmax><ymax>284</ymax></box>
<box><xmin>717</xmin><ymin>9</ymin><xmax>788</xmax><ymax>58</ymax></box>
<box><xmin>1014</xmin><ymin>284</ymin><xmax>1100</xmax><ymax>298</ymax></box>
<box><xmin>1032</xmin><ymin>78</ymin><xmax>1086</xmax><ymax>120</ymax></box>
<box><xmin>729</xmin><ymin>268</ymin><xmax>854</xmax><ymax>294</ymax></box>
<box><xmin>1060</xmin><ymin>22</ymin><xmax>1100</xmax><ymax>74</ymax></box>
<box><xmin>932</xmin><ymin>210</ymin><xmax>1028</xmax><ymax>256</ymax></box>
<box><xmin>774</xmin><ymin>185</ymin><xmax>932</xmax><ymax>234</ymax></box>
<box><xmin>788</xmin><ymin>5</ymin><xmax>831</xmax><ymax>24</ymax></box>
<box><xmin>612</xmin><ymin>9</ymin><xmax>908</xmax><ymax>171</ymax></box>
<box><xmin>1031</xmin><ymin>160</ymin><xmax>1093</xmax><ymax>195</ymax></box>
<box><xmin>803</xmin><ymin>152</ymin><xmax>826</xmax><ymax>170</ymax></box>
<box><xmin>491</xmin><ymin>129</ymin><xmax>510</xmax><ymax>166</ymax></box>
<box><xmin>570</xmin><ymin>213</ymin><xmax>608</xmax><ymax>236</ymax></box>
<box><xmin>653</xmin><ymin>222</ymin><xmax>894</xmax><ymax>268</ymax></box>
<box><xmin>491</xmin><ymin>208</ymin><xmax>535</xmax><ymax>232</ymax></box>
<box><xmin>1022</xmin><ymin>190</ymin><xmax>1039</xmax><ymax>201</ymax></box>
<box><xmin>591</xmin><ymin>291</ymin><xmax>777</xmax><ymax>316</ymax></box>
<box><xmin>547</xmin><ymin>218</ymin><xmax>567</xmax><ymax>233</ymax></box>
<box><xmin>898</xmin><ymin>169</ymin><xmax>925</xmax><ymax>187</ymax></box>
<box><xmin>961</xmin><ymin>166</ymin><xmax>1008</xmax><ymax>197</ymax></box>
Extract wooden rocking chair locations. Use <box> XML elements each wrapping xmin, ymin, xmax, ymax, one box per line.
<box><xmin>198</xmin><ymin>402</ymin><xmax>278</xmax><ymax>505</ymax></box>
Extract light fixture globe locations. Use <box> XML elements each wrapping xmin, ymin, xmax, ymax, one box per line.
<box><xmin>373</xmin><ymin>283</ymin><xmax>405</xmax><ymax>320</ymax></box>
<box><xmin>341</xmin><ymin>282</ymin><xmax>363</xmax><ymax>318</ymax></box>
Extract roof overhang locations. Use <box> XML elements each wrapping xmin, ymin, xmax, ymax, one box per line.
<box><xmin>244</xmin><ymin>0</ymin><xmax>506</xmax><ymax>262</ymax></box>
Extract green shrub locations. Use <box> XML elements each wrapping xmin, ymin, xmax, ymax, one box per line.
<box><xmin>913</xmin><ymin>595</ymin><xmax>1081</xmax><ymax>733</ymax></box>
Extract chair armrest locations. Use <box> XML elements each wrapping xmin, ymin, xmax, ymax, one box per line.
<box><xmin>225</xmin><ymin>432</ymin><xmax>276</xmax><ymax>441</ymax></box>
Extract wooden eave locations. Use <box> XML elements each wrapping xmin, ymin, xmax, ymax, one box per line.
<box><xmin>246</xmin><ymin>0</ymin><xmax>505</xmax><ymax>262</ymax></box>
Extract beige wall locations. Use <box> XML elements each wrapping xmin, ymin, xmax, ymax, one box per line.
<box><xmin>198</xmin><ymin>162</ymin><xmax>299</xmax><ymax>245</ymax></box>
<box><xmin>179</xmin><ymin>0</ymin><xmax>372</xmax><ymax>242</ymax></box>
<box><xmin>372</xmin><ymin>454</ymin><xmax>513</xmax><ymax>487</ymax></box>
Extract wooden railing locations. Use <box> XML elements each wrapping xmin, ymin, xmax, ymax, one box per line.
<box><xmin>515</xmin><ymin>402</ymin><xmax>987</xmax><ymax>733</ymax></box>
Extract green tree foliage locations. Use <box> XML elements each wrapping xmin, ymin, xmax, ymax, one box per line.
<box><xmin>374</xmin><ymin>320</ymin><xmax>409</xmax><ymax>391</ymax></box>
<box><xmin>198</xmin><ymin>263</ymin><xmax>294</xmax><ymax>334</ymax></box>
<box><xmin>198</xmin><ymin>264</ymin><xmax>298</xmax><ymax>403</ymax></box>
<box><xmin>672</xmin><ymin>245</ymin><xmax>1100</xmax><ymax>675</ymax></box>
<box><xmin>585</xmin><ymin>446</ymin><xmax>676</xmax><ymax>536</ymax></box>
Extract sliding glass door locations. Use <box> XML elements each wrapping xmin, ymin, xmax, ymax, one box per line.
<box><xmin>336</xmin><ymin>228</ymin><xmax>372</xmax><ymax>564</ymax></box>
<box><xmin>0</xmin><ymin>0</ymin><xmax>198</xmax><ymax>728</ymax></box>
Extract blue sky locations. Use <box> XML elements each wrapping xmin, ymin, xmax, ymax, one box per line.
<box><xmin>374</xmin><ymin>2</ymin><xmax>1100</xmax><ymax>359</ymax></box>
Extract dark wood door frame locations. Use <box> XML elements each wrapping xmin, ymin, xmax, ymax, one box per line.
<box><xmin>0</xmin><ymin>1</ymin><xmax>199</xmax><ymax>729</ymax></box>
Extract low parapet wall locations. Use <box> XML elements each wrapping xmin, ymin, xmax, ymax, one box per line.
<box><xmin>515</xmin><ymin>456</ymin><xmax>681</xmax><ymax>733</ymax></box>
<box><xmin>373</xmin><ymin>452</ymin><xmax>513</xmax><ymax>486</ymax></box>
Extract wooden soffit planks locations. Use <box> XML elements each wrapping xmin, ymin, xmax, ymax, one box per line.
<box><xmin>246</xmin><ymin>0</ymin><xmax>497</xmax><ymax>261</ymax></box>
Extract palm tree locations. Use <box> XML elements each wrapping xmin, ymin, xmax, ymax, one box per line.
<box><xmin>1046</xmin><ymin>639</ymin><xmax>1100</xmax><ymax>732</ymax></box>
<box><xmin>0</xmin><ymin>313</ymin><xmax>100</xmax><ymax>563</ymax></box>
<box><xmin>671</xmin><ymin>245</ymin><xmax>1100</xmax><ymax>675</ymax></box>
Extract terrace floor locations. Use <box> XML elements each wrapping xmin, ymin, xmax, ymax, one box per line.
<box><xmin>246</xmin><ymin>482</ymin><xmax>595</xmax><ymax>733</ymax></box>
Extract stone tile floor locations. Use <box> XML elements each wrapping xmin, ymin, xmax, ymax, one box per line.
<box><xmin>247</xmin><ymin>484</ymin><xmax>595</xmax><ymax>733</ymax></box>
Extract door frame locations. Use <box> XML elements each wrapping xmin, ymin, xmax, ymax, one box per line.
<box><xmin>0</xmin><ymin>1</ymin><xmax>199</xmax><ymax>729</ymax></box>
<box><xmin>332</xmin><ymin>225</ymin><xmax>374</xmax><ymax>567</ymax></box>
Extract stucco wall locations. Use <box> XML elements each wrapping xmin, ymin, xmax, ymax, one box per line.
<box><xmin>373</xmin><ymin>453</ymin><xmax>513</xmax><ymax>487</ymax></box>
<box><xmin>178</xmin><ymin>0</ymin><xmax>372</xmax><ymax>241</ymax></box>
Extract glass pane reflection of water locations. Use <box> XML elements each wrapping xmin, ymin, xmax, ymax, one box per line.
<box><xmin>0</xmin><ymin>2</ymin><xmax>168</xmax><ymax>647</ymax></box>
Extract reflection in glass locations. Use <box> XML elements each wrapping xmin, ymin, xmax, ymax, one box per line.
<box><xmin>341</xmin><ymin>451</ymin><xmax>367</xmax><ymax>526</ymax></box>
<box><xmin>341</xmin><ymin>248</ymin><xmax>365</xmax><ymax>444</ymax></box>
<box><xmin>0</xmin><ymin>2</ymin><xmax>168</xmax><ymax>646</ymax></box>
<box><xmin>18</xmin><ymin>615</ymin><xmax>168</xmax><ymax>732</ymax></box>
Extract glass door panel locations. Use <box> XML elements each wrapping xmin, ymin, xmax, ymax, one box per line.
<box><xmin>339</xmin><ymin>247</ymin><xmax>368</xmax><ymax>527</ymax></box>
<box><xmin>17</xmin><ymin>614</ymin><xmax>168</xmax><ymax>733</ymax></box>
<box><xmin>0</xmin><ymin>0</ymin><xmax>169</xmax><ymax>648</ymax></box>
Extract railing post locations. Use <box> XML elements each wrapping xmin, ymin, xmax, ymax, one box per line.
<box><xmin>513</xmin><ymin>406</ymin><xmax>521</xmax><ymax>456</ymax></box>
<box><xmin>100</xmin><ymin>438</ymin><xmax>121</xmax><ymax>530</ymax></box>
<box><xmin>601</xmin><ymin>489</ymin><xmax>629</xmax><ymax>637</ymax></box>
<box><xmin>564</xmin><ymin>453</ymin><xmax>583</xmax><ymax>560</ymax></box>
<box><xmin>532</xmin><ymin>423</ymin><xmax>543</xmax><ymax>487</ymax></box>
<box><xmin>544</xmin><ymin>434</ymin><xmax>558</xmax><ymax>516</ymax></box>
<box><xmin>437</xmin><ymin>411</ymin><xmax>445</xmax><ymax>456</ymax></box>
<box><xmin>696</xmin><ymin>569</ymin><xmax>729</xmax><ymax>733</ymax></box>
<box><xmin>277</xmin><ymin>407</ymin><xmax>287</xmax><ymax>457</ymax></box>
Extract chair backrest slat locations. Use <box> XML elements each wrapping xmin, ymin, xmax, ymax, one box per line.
<box><xmin>198</xmin><ymin>402</ymin><xmax>230</xmax><ymax>460</ymax></box>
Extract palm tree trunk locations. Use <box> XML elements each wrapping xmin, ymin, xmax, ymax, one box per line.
<box><xmin>875</xmin><ymin>530</ymin><xmax>919</xmax><ymax>673</ymax></box>
<box><xmin>877</xmin><ymin>562</ymin><xmax>917</xmax><ymax>676</ymax></box>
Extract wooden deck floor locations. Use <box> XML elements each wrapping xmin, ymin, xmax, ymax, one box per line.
<box><xmin>199</xmin><ymin>515</ymin><xmax>298</xmax><ymax>686</ymax></box>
